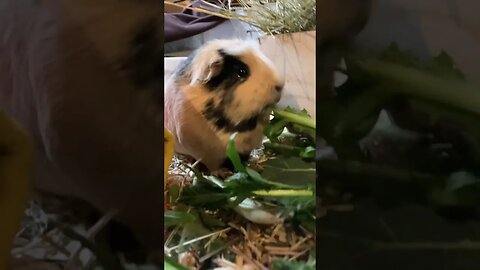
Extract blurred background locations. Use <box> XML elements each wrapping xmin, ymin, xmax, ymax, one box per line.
<box><xmin>317</xmin><ymin>1</ymin><xmax>480</xmax><ymax>269</ymax></box>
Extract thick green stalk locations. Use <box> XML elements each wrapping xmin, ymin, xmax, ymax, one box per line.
<box><xmin>273</xmin><ymin>109</ymin><xmax>316</xmax><ymax>129</ymax></box>
<box><xmin>358</xmin><ymin>59</ymin><xmax>480</xmax><ymax>117</ymax></box>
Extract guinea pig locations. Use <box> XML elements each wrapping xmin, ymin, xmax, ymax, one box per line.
<box><xmin>0</xmin><ymin>0</ymin><xmax>163</xmax><ymax>250</ymax></box>
<box><xmin>164</xmin><ymin>39</ymin><xmax>284</xmax><ymax>171</ymax></box>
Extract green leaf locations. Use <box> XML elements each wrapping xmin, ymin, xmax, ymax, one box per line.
<box><xmin>247</xmin><ymin>167</ymin><xmax>302</xmax><ymax>189</ymax></box>
<box><xmin>253</xmin><ymin>189</ymin><xmax>314</xmax><ymax>197</ymax></box>
<box><xmin>164</xmin><ymin>255</ymin><xmax>189</xmax><ymax>270</ymax></box>
<box><xmin>168</xmin><ymin>183</ymin><xmax>181</xmax><ymax>204</ymax></box>
<box><xmin>178</xmin><ymin>221</ymin><xmax>213</xmax><ymax>253</ymax></box>
<box><xmin>226</xmin><ymin>133</ymin><xmax>246</xmax><ymax>173</ymax></box>
<box><xmin>164</xmin><ymin>211</ymin><xmax>197</xmax><ymax>227</ymax></box>
<box><xmin>425</xmin><ymin>51</ymin><xmax>464</xmax><ymax>79</ymax></box>
<box><xmin>261</xmin><ymin>156</ymin><xmax>316</xmax><ymax>187</ymax></box>
<box><xmin>332</xmin><ymin>85</ymin><xmax>390</xmax><ymax>140</ymax></box>
<box><xmin>180</xmin><ymin>192</ymin><xmax>230</xmax><ymax>209</ymax></box>
<box><xmin>378</xmin><ymin>43</ymin><xmax>421</xmax><ymax>67</ymax></box>
<box><xmin>299</xmin><ymin>146</ymin><xmax>316</xmax><ymax>160</ymax></box>
<box><xmin>179</xmin><ymin>180</ymin><xmax>230</xmax><ymax>209</ymax></box>
<box><xmin>265</xmin><ymin>118</ymin><xmax>289</xmax><ymax>142</ymax></box>
<box><xmin>198</xmin><ymin>211</ymin><xmax>225</xmax><ymax>227</ymax></box>
<box><xmin>271</xmin><ymin>258</ymin><xmax>315</xmax><ymax>270</ymax></box>
<box><xmin>224</xmin><ymin>172</ymin><xmax>270</xmax><ymax>197</ymax></box>
<box><xmin>273</xmin><ymin>194</ymin><xmax>316</xmax><ymax>232</ymax></box>
<box><xmin>223</xmin><ymin>170</ymin><xmax>302</xmax><ymax>201</ymax></box>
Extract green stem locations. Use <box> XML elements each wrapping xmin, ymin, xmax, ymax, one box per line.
<box><xmin>264</xmin><ymin>142</ymin><xmax>304</xmax><ymax>153</ymax></box>
<box><xmin>273</xmin><ymin>109</ymin><xmax>316</xmax><ymax>129</ymax></box>
<box><xmin>165</xmin><ymin>255</ymin><xmax>190</xmax><ymax>270</ymax></box>
<box><xmin>245</xmin><ymin>167</ymin><xmax>305</xmax><ymax>190</ymax></box>
<box><xmin>253</xmin><ymin>189</ymin><xmax>314</xmax><ymax>196</ymax></box>
<box><xmin>357</xmin><ymin>59</ymin><xmax>480</xmax><ymax>117</ymax></box>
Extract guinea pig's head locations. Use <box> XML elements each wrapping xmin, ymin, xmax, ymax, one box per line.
<box><xmin>184</xmin><ymin>39</ymin><xmax>284</xmax><ymax>132</ymax></box>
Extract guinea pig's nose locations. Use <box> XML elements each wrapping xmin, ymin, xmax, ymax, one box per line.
<box><xmin>275</xmin><ymin>85</ymin><xmax>283</xmax><ymax>92</ymax></box>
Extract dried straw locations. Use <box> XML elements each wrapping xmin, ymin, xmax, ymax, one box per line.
<box><xmin>221</xmin><ymin>0</ymin><xmax>316</xmax><ymax>35</ymax></box>
<box><xmin>164</xmin><ymin>0</ymin><xmax>316</xmax><ymax>36</ymax></box>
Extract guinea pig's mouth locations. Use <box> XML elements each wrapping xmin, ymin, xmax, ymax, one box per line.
<box><xmin>260</xmin><ymin>103</ymin><xmax>277</xmax><ymax>117</ymax></box>
<box><xmin>275</xmin><ymin>95</ymin><xmax>281</xmax><ymax>103</ymax></box>
<box><xmin>257</xmin><ymin>105</ymin><xmax>276</xmax><ymax>125</ymax></box>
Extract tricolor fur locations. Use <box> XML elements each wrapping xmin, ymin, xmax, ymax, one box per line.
<box><xmin>165</xmin><ymin>39</ymin><xmax>284</xmax><ymax>171</ymax></box>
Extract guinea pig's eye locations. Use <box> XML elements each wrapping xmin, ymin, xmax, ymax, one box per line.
<box><xmin>234</xmin><ymin>64</ymin><xmax>249</xmax><ymax>79</ymax></box>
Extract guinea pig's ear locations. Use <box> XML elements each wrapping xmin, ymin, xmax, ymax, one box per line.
<box><xmin>190</xmin><ymin>51</ymin><xmax>224</xmax><ymax>85</ymax></box>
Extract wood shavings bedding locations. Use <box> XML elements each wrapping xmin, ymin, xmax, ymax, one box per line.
<box><xmin>165</xmin><ymin>154</ymin><xmax>315</xmax><ymax>270</ymax></box>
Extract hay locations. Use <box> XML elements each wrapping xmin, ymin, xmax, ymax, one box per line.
<box><xmin>164</xmin><ymin>0</ymin><xmax>316</xmax><ymax>35</ymax></box>
<box><xmin>221</xmin><ymin>0</ymin><xmax>316</xmax><ymax>35</ymax></box>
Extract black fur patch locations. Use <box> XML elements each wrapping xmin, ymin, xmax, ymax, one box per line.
<box><xmin>202</xmin><ymin>50</ymin><xmax>257</xmax><ymax>132</ymax></box>
<box><xmin>203</xmin><ymin>99</ymin><xmax>259</xmax><ymax>133</ymax></box>
<box><xmin>120</xmin><ymin>18</ymin><xmax>162</xmax><ymax>89</ymax></box>
<box><xmin>206</xmin><ymin>49</ymin><xmax>250</xmax><ymax>92</ymax></box>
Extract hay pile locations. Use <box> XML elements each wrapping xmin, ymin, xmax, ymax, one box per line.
<box><xmin>164</xmin><ymin>0</ymin><xmax>316</xmax><ymax>35</ymax></box>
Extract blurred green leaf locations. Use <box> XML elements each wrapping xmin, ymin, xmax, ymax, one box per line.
<box><xmin>164</xmin><ymin>256</ymin><xmax>189</xmax><ymax>270</ymax></box>
<box><xmin>271</xmin><ymin>258</ymin><xmax>316</xmax><ymax>270</ymax></box>
<box><xmin>378</xmin><ymin>42</ymin><xmax>421</xmax><ymax>68</ymax></box>
<box><xmin>273</xmin><ymin>194</ymin><xmax>316</xmax><ymax>232</ymax></box>
<box><xmin>299</xmin><ymin>146</ymin><xmax>316</xmax><ymax>160</ymax></box>
<box><xmin>446</xmin><ymin>171</ymin><xmax>480</xmax><ymax>192</ymax></box>
<box><xmin>425</xmin><ymin>51</ymin><xmax>464</xmax><ymax>79</ymax></box>
<box><xmin>199</xmin><ymin>211</ymin><xmax>225</xmax><ymax>227</ymax></box>
<box><xmin>168</xmin><ymin>184</ymin><xmax>181</xmax><ymax>204</ymax></box>
<box><xmin>247</xmin><ymin>166</ymin><xmax>303</xmax><ymax>189</ymax></box>
<box><xmin>164</xmin><ymin>211</ymin><xmax>196</xmax><ymax>227</ymax></box>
